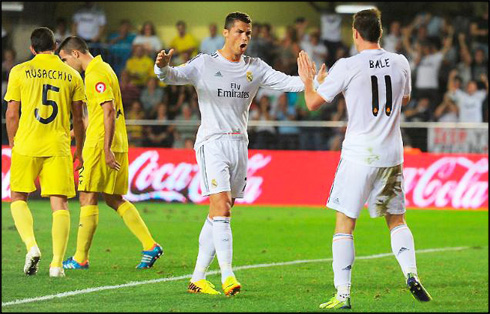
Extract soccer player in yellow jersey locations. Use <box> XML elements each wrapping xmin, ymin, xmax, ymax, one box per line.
<box><xmin>57</xmin><ymin>36</ymin><xmax>163</xmax><ymax>270</ymax></box>
<box><xmin>4</xmin><ymin>27</ymin><xmax>86</xmax><ymax>277</ymax></box>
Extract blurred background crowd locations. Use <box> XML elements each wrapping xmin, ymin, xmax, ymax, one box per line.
<box><xmin>2</xmin><ymin>2</ymin><xmax>488</xmax><ymax>152</ymax></box>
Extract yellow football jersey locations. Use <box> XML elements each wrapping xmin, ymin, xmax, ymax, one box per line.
<box><xmin>84</xmin><ymin>55</ymin><xmax>128</xmax><ymax>152</ymax></box>
<box><xmin>4</xmin><ymin>53</ymin><xmax>85</xmax><ymax>157</ymax></box>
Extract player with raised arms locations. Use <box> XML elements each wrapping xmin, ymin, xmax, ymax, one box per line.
<box><xmin>155</xmin><ymin>12</ymin><xmax>326</xmax><ymax>296</ymax></box>
<box><xmin>5</xmin><ymin>27</ymin><xmax>86</xmax><ymax>277</ymax></box>
<box><xmin>57</xmin><ymin>36</ymin><xmax>163</xmax><ymax>271</ymax></box>
<box><xmin>297</xmin><ymin>8</ymin><xmax>432</xmax><ymax>309</ymax></box>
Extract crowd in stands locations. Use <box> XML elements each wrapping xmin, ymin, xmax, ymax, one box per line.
<box><xmin>2</xmin><ymin>3</ymin><xmax>488</xmax><ymax>151</ymax></box>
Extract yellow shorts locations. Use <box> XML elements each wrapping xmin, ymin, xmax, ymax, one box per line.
<box><xmin>10</xmin><ymin>150</ymin><xmax>76</xmax><ymax>198</ymax></box>
<box><xmin>78</xmin><ymin>146</ymin><xmax>129</xmax><ymax>195</ymax></box>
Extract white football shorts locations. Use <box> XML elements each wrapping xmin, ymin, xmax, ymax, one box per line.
<box><xmin>326</xmin><ymin>158</ymin><xmax>406</xmax><ymax>218</ymax></box>
<box><xmin>195</xmin><ymin>139</ymin><xmax>248</xmax><ymax>199</ymax></box>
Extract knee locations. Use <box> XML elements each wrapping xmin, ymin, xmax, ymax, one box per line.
<box><xmin>104</xmin><ymin>195</ymin><xmax>125</xmax><ymax>211</ymax></box>
<box><xmin>80</xmin><ymin>193</ymin><xmax>98</xmax><ymax>206</ymax></box>
<box><xmin>210</xmin><ymin>199</ymin><xmax>232</xmax><ymax>218</ymax></box>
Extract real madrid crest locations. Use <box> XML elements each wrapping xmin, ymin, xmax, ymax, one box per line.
<box><xmin>246</xmin><ymin>71</ymin><xmax>253</xmax><ymax>82</ymax></box>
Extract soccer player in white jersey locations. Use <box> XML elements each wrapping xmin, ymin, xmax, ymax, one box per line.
<box><xmin>297</xmin><ymin>9</ymin><xmax>432</xmax><ymax>309</ymax></box>
<box><xmin>155</xmin><ymin>12</ymin><xmax>325</xmax><ymax>296</ymax></box>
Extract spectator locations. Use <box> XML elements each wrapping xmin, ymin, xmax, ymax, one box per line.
<box><xmin>469</xmin><ymin>5</ymin><xmax>488</xmax><ymax>57</ymax></box>
<box><xmin>200</xmin><ymin>23</ymin><xmax>225</xmax><ymax>55</ymax></box>
<box><xmin>132</xmin><ymin>21</ymin><xmax>163</xmax><ymax>58</ymax></box>
<box><xmin>434</xmin><ymin>93</ymin><xmax>459</xmax><ymax>122</ymax></box>
<box><xmin>457</xmin><ymin>33</ymin><xmax>474</xmax><ymax>86</ymax></box>
<box><xmin>53</xmin><ymin>18</ymin><xmax>70</xmax><ymax>45</ymax></box>
<box><xmin>173</xmin><ymin>104</ymin><xmax>199</xmax><ymax>148</ymax></box>
<box><xmin>448</xmin><ymin>72</ymin><xmax>488</xmax><ymax>122</ymax></box>
<box><xmin>251</xmin><ymin>96</ymin><xmax>277</xmax><ymax>149</ymax></box>
<box><xmin>126</xmin><ymin>100</ymin><xmax>146</xmax><ymax>146</ymax></box>
<box><xmin>2</xmin><ymin>48</ymin><xmax>16</xmax><ymax>82</ymax></box>
<box><xmin>295</xmin><ymin>91</ymin><xmax>326</xmax><ymax>150</ymax></box>
<box><xmin>140</xmin><ymin>77</ymin><xmax>164</xmax><ymax>116</ymax></box>
<box><xmin>294</xmin><ymin>17</ymin><xmax>310</xmax><ymax>46</ymax></box>
<box><xmin>119</xmin><ymin>69</ymin><xmax>141</xmax><ymax>111</ymax></box>
<box><xmin>167</xmin><ymin>85</ymin><xmax>194</xmax><ymax>120</ymax></box>
<box><xmin>403</xmin><ymin>97</ymin><xmax>431</xmax><ymax>151</ymax></box>
<box><xmin>327</xmin><ymin>96</ymin><xmax>347</xmax><ymax>151</ymax></box>
<box><xmin>383</xmin><ymin>20</ymin><xmax>403</xmax><ymax>53</ymax></box>
<box><xmin>275</xmin><ymin>93</ymin><xmax>300</xmax><ymax>150</ymax></box>
<box><xmin>169</xmin><ymin>20</ymin><xmax>199</xmax><ymax>62</ymax></box>
<box><xmin>300</xmin><ymin>30</ymin><xmax>327</xmax><ymax>71</ymax></box>
<box><xmin>472</xmin><ymin>48</ymin><xmax>488</xmax><ymax>81</ymax></box>
<box><xmin>145</xmin><ymin>102</ymin><xmax>175</xmax><ymax>148</ymax></box>
<box><xmin>108</xmin><ymin>19</ymin><xmax>136</xmax><ymax>76</ymax></box>
<box><xmin>275</xmin><ymin>25</ymin><xmax>300</xmax><ymax>75</ymax></box>
<box><xmin>125</xmin><ymin>44</ymin><xmax>154</xmax><ymax>87</ymax></box>
<box><xmin>72</xmin><ymin>2</ymin><xmax>106</xmax><ymax>43</ymax></box>
<box><xmin>309</xmin><ymin>2</ymin><xmax>342</xmax><ymax>68</ymax></box>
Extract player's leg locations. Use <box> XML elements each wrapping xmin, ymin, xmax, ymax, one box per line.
<box><xmin>10</xmin><ymin>151</ymin><xmax>42</xmax><ymax>275</ymax></box>
<box><xmin>386</xmin><ymin>213</ymin><xmax>431</xmax><ymax>302</ymax></box>
<box><xmin>104</xmin><ymin>193</ymin><xmax>162</xmax><ymax>269</ymax></box>
<box><xmin>64</xmin><ymin>191</ymin><xmax>99</xmax><ymax>269</ymax></box>
<box><xmin>48</xmin><ymin>195</ymin><xmax>70</xmax><ymax>277</ymax></box>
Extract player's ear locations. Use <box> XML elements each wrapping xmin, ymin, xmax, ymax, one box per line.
<box><xmin>223</xmin><ymin>28</ymin><xmax>229</xmax><ymax>38</ymax></box>
<box><xmin>29</xmin><ymin>46</ymin><xmax>36</xmax><ymax>55</ymax></box>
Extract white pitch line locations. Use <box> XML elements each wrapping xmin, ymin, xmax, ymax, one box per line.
<box><xmin>1</xmin><ymin>246</ymin><xmax>475</xmax><ymax>307</ymax></box>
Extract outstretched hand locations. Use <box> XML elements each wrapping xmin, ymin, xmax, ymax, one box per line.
<box><xmin>316</xmin><ymin>63</ymin><xmax>327</xmax><ymax>85</ymax></box>
<box><xmin>155</xmin><ymin>49</ymin><xmax>174</xmax><ymax>68</ymax></box>
<box><xmin>297</xmin><ymin>50</ymin><xmax>316</xmax><ymax>84</ymax></box>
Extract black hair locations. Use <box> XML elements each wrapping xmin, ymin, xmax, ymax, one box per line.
<box><xmin>31</xmin><ymin>27</ymin><xmax>56</xmax><ymax>53</ymax></box>
<box><xmin>57</xmin><ymin>36</ymin><xmax>89</xmax><ymax>54</ymax></box>
<box><xmin>352</xmin><ymin>9</ymin><xmax>382</xmax><ymax>43</ymax></box>
<box><xmin>224</xmin><ymin>12</ymin><xmax>251</xmax><ymax>30</ymax></box>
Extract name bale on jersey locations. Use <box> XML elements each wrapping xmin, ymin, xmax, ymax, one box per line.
<box><xmin>369</xmin><ymin>58</ymin><xmax>390</xmax><ymax>69</ymax></box>
<box><xmin>24</xmin><ymin>68</ymin><xmax>73</xmax><ymax>82</ymax></box>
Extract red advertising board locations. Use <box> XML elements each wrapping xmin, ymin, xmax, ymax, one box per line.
<box><xmin>1</xmin><ymin>146</ymin><xmax>488</xmax><ymax>210</ymax></box>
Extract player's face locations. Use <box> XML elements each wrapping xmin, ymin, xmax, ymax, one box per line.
<box><xmin>224</xmin><ymin>20</ymin><xmax>252</xmax><ymax>55</ymax></box>
<box><xmin>59</xmin><ymin>50</ymin><xmax>82</xmax><ymax>72</ymax></box>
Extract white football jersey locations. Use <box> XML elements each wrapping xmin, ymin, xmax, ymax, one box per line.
<box><xmin>155</xmin><ymin>51</ymin><xmax>305</xmax><ymax>149</ymax></box>
<box><xmin>317</xmin><ymin>48</ymin><xmax>411</xmax><ymax>167</ymax></box>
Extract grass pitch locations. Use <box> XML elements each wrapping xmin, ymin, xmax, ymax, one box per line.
<box><xmin>1</xmin><ymin>200</ymin><xmax>488</xmax><ymax>312</ymax></box>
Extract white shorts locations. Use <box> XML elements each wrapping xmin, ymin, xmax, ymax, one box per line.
<box><xmin>326</xmin><ymin>159</ymin><xmax>406</xmax><ymax>219</ymax></box>
<box><xmin>195</xmin><ymin>139</ymin><xmax>248</xmax><ymax>199</ymax></box>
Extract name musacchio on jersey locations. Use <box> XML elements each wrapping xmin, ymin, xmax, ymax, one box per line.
<box><xmin>154</xmin><ymin>51</ymin><xmax>305</xmax><ymax>149</ymax></box>
<box><xmin>317</xmin><ymin>49</ymin><xmax>412</xmax><ymax>167</ymax></box>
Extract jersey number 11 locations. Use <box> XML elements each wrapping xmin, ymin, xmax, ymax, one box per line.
<box><xmin>371</xmin><ymin>75</ymin><xmax>392</xmax><ymax>117</ymax></box>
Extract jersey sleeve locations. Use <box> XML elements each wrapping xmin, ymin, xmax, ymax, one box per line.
<box><xmin>316</xmin><ymin>58</ymin><xmax>348</xmax><ymax>103</ymax></box>
<box><xmin>3</xmin><ymin>65</ymin><xmax>22</xmax><ymax>102</ymax></box>
<box><xmin>72</xmin><ymin>72</ymin><xmax>86</xmax><ymax>102</ymax></box>
<box><xmin>154</xmin><ymin>53</ymin><xmax>203</xmax><ymax>86</ymax></box>
<box><xmin>86</xmin><ymin>72</ymin><xmax>115</xmax><ymax>106</ymax></box>
<box><xmin>258</xmin><ymin>58</ymin><xmax>304</xmax><ymax>92</ymax></box>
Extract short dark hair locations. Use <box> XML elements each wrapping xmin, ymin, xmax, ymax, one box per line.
<box><xmin>352</xmin><ymin>8</ymin><xmax>382</xmax><ymax>43</ymax></box>
<box><xmin>176</xmin><ymin>20</ymin><xmax>186</xmax><ymax>27</ymax></box>
<box><xmin>224</xmin><ymin>12</ymin><xmax>251</xmax><ymax>30</ymax></box>
<box><xmin>31</xmin><ymin>27</ymin><xmax>56</xmax><ymax>53</ymax></box>
<box><xmin>57</xmin><ymin>36</ymin><xmax>89</xmax><ymax>54</ymax></box>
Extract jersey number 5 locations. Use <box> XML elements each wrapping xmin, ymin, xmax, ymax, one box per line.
<box><xmin>370</xmin><ymin>75</ymin><xmax>392</xmax><ymax>117</ymax></box>
<box><xmin>35</xmin><ymin>84</ymin><xmax>59</xmax><ymax>124</ymax></box>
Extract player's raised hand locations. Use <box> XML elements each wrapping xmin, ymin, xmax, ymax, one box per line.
<box><xmin>297</xmin><ymin>50</ymin><xmax>316</xmax><ymax>84</ymax></box>
<box><xmin>73</xmin><ymin>149</ymin><xmax>84</xmax><ymax>171</ymax></box>
<box><xmin>105</xmin><ymin>149</ymin><xmax>121</xmax><ymax>171</ymax></box>
<box><xmin>155</xmin><ymin>49</ymin><xmax>174</xmax><ymax>68</ymax></box>
<box><xmin>316</xmin><ymin>63</ymin><xmax>327</xmax><ymax>85</ymax></box>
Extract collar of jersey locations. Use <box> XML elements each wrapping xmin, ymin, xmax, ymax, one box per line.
<box><xmin>360</xmin><ymin>48</ymin><xmax>385</xmax><ymax>54</ymax></box>
<box><xmin>86</xmin><ymin>55</ymin><xmax>103</xmax><ymax>73</ymax></box>
<box><xmin>216</xmin><ymin>50</ymin><xmax>243</xmax><ymax>64</ymax></box>
<box><xmin>34</xmin><ymin>53</ymin><xmax>57</xmax><ymax>59</ymax></box>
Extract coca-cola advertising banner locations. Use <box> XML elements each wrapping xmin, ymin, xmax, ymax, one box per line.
<box><xmin>1</xmin><ymin>146</ymin><xmax>488</xmax><ymax>210</ymax></box>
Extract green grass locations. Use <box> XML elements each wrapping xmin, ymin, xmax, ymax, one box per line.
<box><xmin>1</xmin><ymin>200</ymin><xmax>488</xmax><ymax>312</ymax></box>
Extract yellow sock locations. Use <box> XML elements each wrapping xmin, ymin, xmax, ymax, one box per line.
<box><xmin>73</xmin><ymin>205</ymin><xmax>99</xmax><ymax>263</ymax></box>
<box><xmin>11</xmin><ymin>201</ymin><xmax>38</xmax><ymax>251</ymax></box>
<box><xmin>51</xmin><ymin>210</ymin><xmax>70</xmax><ymax>268</ymax></box>
<box><xmin>117</xmin><ymin>201</ymin><xmax>155</xmax><ymax>251</ymax></box>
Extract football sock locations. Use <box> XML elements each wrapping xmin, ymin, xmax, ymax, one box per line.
<box><xmin>212</xmin><ymin>216</ymin><xmax>235</xmax><ymax>283</ymax></box>
<box><xmin>10</xmin><ymin>201</ymin><xmax>38</xmax><ymax>251</ymax></box>
<box><xmin>332</xmin><ymin>233</ymin><xmax>354</xmax><ymax>298</ymax></box>
<box><xmin>51</xmin><ymin>210</ymin><xmax>70</xmax><ymax>268</ymax></box>
<box><xmin>73</xmin><ymin>205</ymin><xmax>99</xmax><ymax>263</ymax></box>
<box><xmin>117</xmin><ymin>201</ymin><xmax>156</xmax><ymax>251</ymax></box>
<box><xmin>390</xmin><ymin>224</ymin><xmax>417</xmax><ymax>278</ymax></box>
<box><xmin>191</xmin><ymin>216</ymin><xmax>215</xmax><ymax>282</ymax></box>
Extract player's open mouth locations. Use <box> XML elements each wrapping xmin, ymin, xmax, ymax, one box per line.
<box><xmin>240</xmin><ymin>43</ymin><xmax>247</xmax><ymax>49</ymax></box>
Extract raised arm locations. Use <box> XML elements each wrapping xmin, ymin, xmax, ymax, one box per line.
<box><xmin>154</xmin><ymin>49</ymin><xmax>199</xmax><ymax>85</ymax></box>
<box><xmin>297</xmin><ymin>51</ymin><xmax>327</xmax><ymax>111</ymax></box>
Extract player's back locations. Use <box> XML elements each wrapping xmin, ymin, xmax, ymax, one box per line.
<box><xmin>5</xmin><ymin>54</ymin><xmax>84</xmax><ymax>157</ymax></box>
<box><xmin>338</xmin><ymin>49</ymin><xmax>411</xmax><ymax>167</ymax></box>
<box><xmin>84</xmin><ymin>55</ymin><xmax>128</xmax><ymax>152</ymax></box>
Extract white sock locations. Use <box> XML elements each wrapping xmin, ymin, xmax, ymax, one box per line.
<box><xmin>212</xmin><ymin>216</ymin><xmax>235</xmax><ymax>283</ymax></box>
<box><xmin>332</xmin><ymin>233</ymin><xmax>354</xmax><ymax>298</ymax></box>
<box><xmin>390</xmin><ymin>224</ymin><xmax>417</xmax><ymax>278</ymax></box>
<box><xmin>191</xmin><ymin>216</ymin><xmax>215</xmax><ymax>283</ymax></box>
